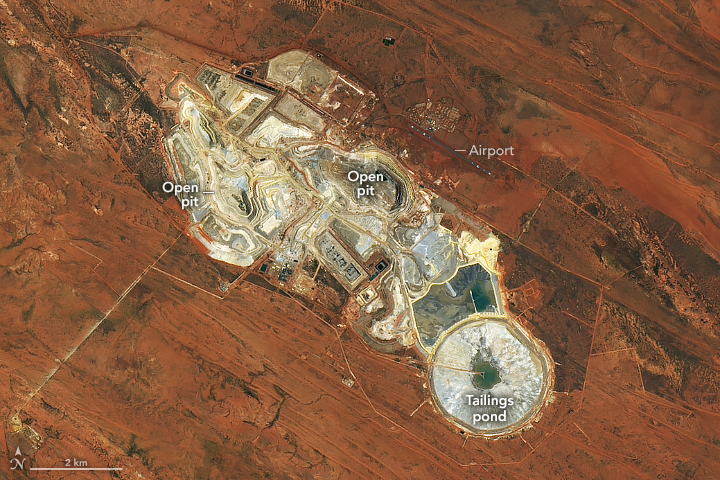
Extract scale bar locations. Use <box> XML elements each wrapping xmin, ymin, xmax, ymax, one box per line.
<box><xmin>30</xmin><ymin>467</ymin><xmax>123</xmax><ymax>471</ymax></box>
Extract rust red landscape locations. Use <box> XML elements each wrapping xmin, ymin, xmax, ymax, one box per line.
<box><xmin>1</xmin><ymin>0</ymin><xmax>720</xmax><ymax>478</ymax></box>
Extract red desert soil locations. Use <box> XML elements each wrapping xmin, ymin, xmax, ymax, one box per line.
<box><xmin>1</xmin><ymin>0</ymin><xmax>720</xmax><ymax>478</ymax></box>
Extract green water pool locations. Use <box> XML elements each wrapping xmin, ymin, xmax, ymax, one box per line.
<box><xmin>470</xmin><ymin>282</ymin><xmax>493</xmax><ymax>312</ymax></box>
<box><xmin>471</xmin><ymin>357</ymin><xmax>501</xmax><ymax>389</ymax></box>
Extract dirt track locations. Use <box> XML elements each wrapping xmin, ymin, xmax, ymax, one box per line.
<box><xmin>1</xmin><ymin>0</ymin><xmax>720</xmax><ymax>478</ymax></box>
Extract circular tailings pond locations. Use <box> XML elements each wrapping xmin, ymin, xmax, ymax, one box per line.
<box><xmin>429</xmin><ymin>317</ymin><xmax>554</xmax><ymax>437</ymax></box>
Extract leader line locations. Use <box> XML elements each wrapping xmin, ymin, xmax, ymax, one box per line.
<box><xmin>407</xmin><ymin>124</ymin><xmax>492</xmax><ymax>176</ymax></box>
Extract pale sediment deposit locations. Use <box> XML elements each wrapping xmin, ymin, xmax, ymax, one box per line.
<box><xmin>430</xmin><ymin>317</ymin><xmax>554</xmax><ymax>437</ymax></box>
